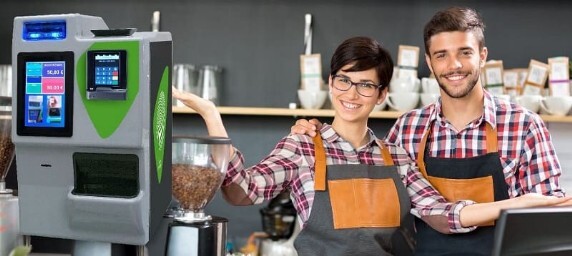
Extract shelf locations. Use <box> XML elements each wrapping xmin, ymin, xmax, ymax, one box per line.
<box><xmin>537</xmin><ymin>115</ymin><xmax>572</xmax><ymax>123</ymax></box>
<box><xmin>172</xmin><ymin>106</ymin><xmax>572</xmax><ymax>123</ymax></box>
<box><xmin>172</xmin><ymin>106</ymin><xmax>403</xmax><ymax>119</ymax></box>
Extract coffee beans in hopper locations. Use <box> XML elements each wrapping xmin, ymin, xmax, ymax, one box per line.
<box><xmin>0</xmin><ymin>136</ymin><xmax>14</xmax><ymax>177</ymax></box>
<box><xmin>172</xmin><ymin>164</ymin><xmax>224</xmax><ymax>211</ymax></box>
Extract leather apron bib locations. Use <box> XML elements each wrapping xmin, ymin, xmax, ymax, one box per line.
<box><xmin>414</xmin><ymin>123</ymin><xmax>509</xmax><ymax>256</ymax></box>
<box><xmin>294</xmin><ymin>133</ymin><xmax>415</xmax><ymax>256</ymax></box>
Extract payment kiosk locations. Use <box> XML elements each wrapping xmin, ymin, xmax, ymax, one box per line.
<box><xmin>12</xmin><ymin>14</ymin><xmax>172</xmax><ymax>255</ymax></box>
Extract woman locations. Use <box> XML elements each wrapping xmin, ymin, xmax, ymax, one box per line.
<box><xmin>173</xmin><ymin>36</ymin><xmax>570</xmax><ymax>255</ymax></box>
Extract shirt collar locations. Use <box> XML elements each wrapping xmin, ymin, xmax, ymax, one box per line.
<box><xmin>430</xmin><ymin>88</ymin><xmax>497</xmax><ymax>129</ymax></box>
<box><xmin>320</xmin><ymin>123</ymin><xmax>377</xmax><ymax>147</ymax></box>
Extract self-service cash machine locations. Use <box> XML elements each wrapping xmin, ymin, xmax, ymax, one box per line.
<box><xmin>11</xmin><ymin>14</ymin><xmax>172</xmax><ymax>255</ymax></box>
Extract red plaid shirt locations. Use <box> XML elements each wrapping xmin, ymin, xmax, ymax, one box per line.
<box><xmin>223</xmin><ymin>123</ymin><xmax>475</xmax><ymax>233</ymax></box>
<box><xmin>386</xmin><ymin>89</ymin><xmax>564</xmax><ymax>199</ymax></box>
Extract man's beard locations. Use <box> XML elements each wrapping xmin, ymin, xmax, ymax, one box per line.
<box><xmin>436</xmin><ymin>70</ymin><xmax>480</xmax><ymax>99</ymax></box>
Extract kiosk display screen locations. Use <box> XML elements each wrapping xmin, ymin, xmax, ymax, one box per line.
<box><xmin>17</xmin><ymin>52</ymin><xmax>74</xmax><ymax>137</ymax></box>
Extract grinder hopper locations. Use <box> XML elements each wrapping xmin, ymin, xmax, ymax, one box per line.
<box><xmin>0</xmin><ymin>98</ymin><xmax>14</xmax><ymax>194</ymax></box>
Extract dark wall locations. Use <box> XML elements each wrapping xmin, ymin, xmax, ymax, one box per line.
<box><xmin>2</xmin><ymin>0</ymin><xmax>571</xmax><ymax>108</ymax></box>
<box><xmin>3</xmin><ymin>0</ymin><xmax>572</xmax><ymax>248</ymax></box>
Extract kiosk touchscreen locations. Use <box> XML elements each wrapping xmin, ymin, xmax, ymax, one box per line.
<box><xmin>16</xmin><ymin>51</ymin><xmax>73</xmax><ymax>137</ymax></box>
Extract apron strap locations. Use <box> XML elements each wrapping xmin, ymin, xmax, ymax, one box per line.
<box><xmin>485</xmin><ymin>123</ymin><xmax>498</xmax><ymax>152</ymax></box>
<box><xmin>313</xmin><ymin>133</ymin><xmax>327</xmax><ymax>191</ymax></box>
<box><xmin>377</xmin><ymin>141</ymin><xmax>395</xmax><ymax>166</ymax></box>
<box><xmin>417</xmin><ymin>128</ymin><xmax>430</xmax><ymax>178</ymax></box>
<box><xmin>417</xmin><ymin>121</ymin><xmax>498</xmax><ymax>178</ymax></box>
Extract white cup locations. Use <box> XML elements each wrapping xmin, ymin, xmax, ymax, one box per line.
<box><xmin>298</xmin><ymin>89</ymin><xmax>328</xmax><ymax>109</ymax></box>
<box><xmin>540</xmin><ymin>96</ymin><xmax>572</xmax><ymax>116</ymax></box>
<box><xmin>421</xmin><ymin>77</ymin><xmax>440</xmax><ymax>94</ymax></box>
<box><xmin>389</xmin><ymin>77</ymin><xmax>420</xmax><ymax>93</ymax></box>
<box><xmin>373</xmin><ymin>98</ymin><xmax>388</xmax><ymax>111</ymax></box>
<box><xmin>420</xmin><ymin>93</ymin><xmax>440</xmax><ymax>107</ymax></box>
<box><xmin>386</xmin><ymin>92</ymin><xmax>420</xmax><ymax>112</ymax></box>
<box><xmin>515</xmin><ymin>95</ymin><xmax>542</xmax><ymax>113</ymax></box>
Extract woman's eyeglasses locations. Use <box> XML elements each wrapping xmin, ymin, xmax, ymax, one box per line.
<box><xmin>332</xmin><ymin>75</ymin><xmax>383</xmax><ymax>97</ymax></box>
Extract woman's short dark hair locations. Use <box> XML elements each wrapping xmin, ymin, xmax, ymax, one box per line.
<box><xmin>423</xmin><ymin>6</ymin><xmax>486</xmax><ymax>54</ymax></box>
<box><xmin>330</xmin><ymin>36</ymin><xmax>393</xmax><ymax>91</ymax></box>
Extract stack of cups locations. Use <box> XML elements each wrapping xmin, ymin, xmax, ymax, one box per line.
<box><xmin>539</xmin><ymin>95</ymin><xmax>572</xmax><ymax>116</ymax></box>
<box><xmin>419</xmin><ymin>77</ymin><xmax>440</xmax><ymax>107</ymax></box>
<box><xmin>386</xmin><ymin>76</ymin><xmax>421</xmax><ymax>111</ymax></box>
<box><xmin>298</xmin><ymin>80</ymin><xmax>328</xmax><ymax>110</ymax></box>
<box><xmin>515</xmin><ymin>95</ymin><xmax>543</xmax><ymax>113</ymax></box>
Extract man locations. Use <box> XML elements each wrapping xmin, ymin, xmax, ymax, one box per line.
<box><xmin>291</xmin><ymin>7</ymin><xmax>565</xmax><ymax>255</ymax></box>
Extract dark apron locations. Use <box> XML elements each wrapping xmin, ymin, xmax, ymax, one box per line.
<box><xmin>294</xmin><ymin>133</ymin><xmax>415</xmax><ymax>256</ymax></box>
<box><xmin>414</xmin><ymin>122</ymin><xmax>509</xmax><ymax>256</ymax></box>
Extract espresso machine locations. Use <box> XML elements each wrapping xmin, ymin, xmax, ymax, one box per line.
<box><xmin>12</xmin><ymin>14</ymin><xmax>172</xmax><ymax>255</ymax></box>
<box><xmin>165</xmin><ymin>136</ymin><xmax>231</xmax><ymax>256</ymax></box>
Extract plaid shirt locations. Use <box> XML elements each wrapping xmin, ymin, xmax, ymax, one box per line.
<box><xmin>223</xmin><ymin>123</ymin><xmax>474</xmax><ymax>233</ymax></box>
<box><xmin>386</xmin><ymin>89</ymin><xmax>564</xmax><ymax>199</ymax></box>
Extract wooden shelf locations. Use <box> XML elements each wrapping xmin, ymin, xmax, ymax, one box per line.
<box><xmin>172</xmin><ymin>106</ymin><xmax>403</xmax><ymax>119</ymax></box>
<box><xmin>172</xmin><ymin>106</ymin><xmax>572</xmax><ymax>123</ymax></box>
<box><xmin>537</xmin><ymin>115</ymin><xmax>572</xmax><ymax>123</ymax></box>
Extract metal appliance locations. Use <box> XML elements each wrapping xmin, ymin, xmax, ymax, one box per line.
<box><xmin>0</xmin><ymin>97</ymin><xmax>20</xmax><ymax>256</ymax></box>
<box><xmin>165</xmin><ymin>136</ymin><xmax>231</xmax><ymax>256</ymax></box>
<box><xmin>258</xmin><ymin>192</ymin><xmax>299</xmax><ymax>256</ymax></box>
<box><xmin>198</xmin><ymin>65</ymin><xmax>222</xmax><ymax>105</ymax></box>
<box><xmin>12</xmin><ymin>14</ymin><xmax>172</xmax><ymax>255</ymax></box>
<box><xmin>172</xmin><ymin>64</ymin><xmax>199</xmax><ymax>107</ymax></box>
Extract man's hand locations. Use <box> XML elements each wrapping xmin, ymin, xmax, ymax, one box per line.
<box><xmin>290</xmin><ymin>118</ymin><xmax>323</xmax><ymax>137</ymax></box>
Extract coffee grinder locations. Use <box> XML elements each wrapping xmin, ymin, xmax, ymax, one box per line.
<box><xmin>0</xmin><ymin>97</ymin><xmax>20</xmax><ymax>256</ymax></box>
<box><xmin>12</xmin><ymin>14</ymin><xmax>172</xmax><ymax>255</ymax></box>
<box><xmin>166</xmin><ymin>136</ymin><xmax>231</xmax><ymax>256</ymax></box>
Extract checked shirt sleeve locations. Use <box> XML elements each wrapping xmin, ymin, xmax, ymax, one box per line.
<box><xmin>516</xmin><ymin>116</ymin><xmax>565</xmax><ymax>197</ymax></box>
<box><xmin>389</xmin><ymin>144</ymin><xmax>477</xmax><ymax>233</ymax></box>
<box><xmin>222</xmin><ymin>135</ymin><xmax>306</xmax><ymax>205</ymax></box>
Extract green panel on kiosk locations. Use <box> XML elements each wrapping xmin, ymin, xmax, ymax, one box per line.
<box><xmin>76</xmin><ymin>41</ymin><xmax>140</xmax><ymax>138</ymax></box>
<box><xmin>153</xmin><ymin>67</ymin><xmax>169</xmax><ymax>183</ymax></box>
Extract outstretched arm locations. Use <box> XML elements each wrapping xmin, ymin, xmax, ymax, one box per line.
<box><xmin>458</xmin><ymin>193</ymin><xmax>572</xmax><ymax>227</ymax></box>
<box><xmin>172</xmin><ymin>87</ymin><xmax>250</xmax><ymax>205</ymax></box>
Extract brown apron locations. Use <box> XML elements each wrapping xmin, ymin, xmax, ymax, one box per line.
<box><xmin>414</xmin><ymin>122</ymin><xmax>509</xmax><ymax>255</ymax></box>
<box><xmin>294</xmin><ymin>133</ymin><xmax>415</xmax><ymax>255</ymax></box>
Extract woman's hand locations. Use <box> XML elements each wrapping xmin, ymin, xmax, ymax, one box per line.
<box><xmin>172</xmin><ymin>86</ymin><xmax>228</xmax><ymax>138</ymax></box>
<box><xmin>172</xmin><ymin>87</ymin><xmax>219</xmax><ymax>119</ymax></box>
